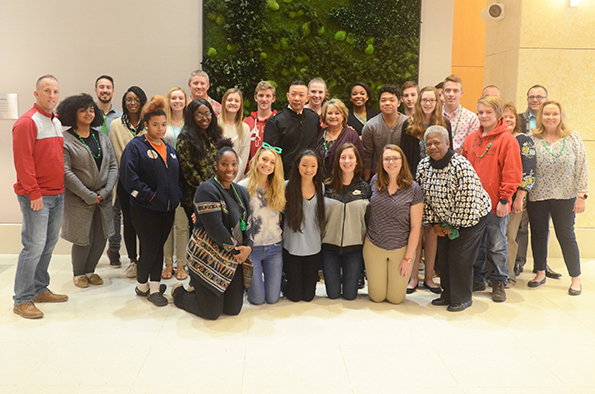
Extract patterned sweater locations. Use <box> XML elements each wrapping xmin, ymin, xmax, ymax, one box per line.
<box><xmin>416</xmin><ymin>150</ymin><xmax>491</xmax><ymax>229</ymax></box>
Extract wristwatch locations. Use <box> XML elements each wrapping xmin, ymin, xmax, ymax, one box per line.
<box><xmin>499</xmin><ymin>198</ymin><xmax>509</xmax><ymax>205</ymax></box>
<box><xmin>403</xmin><ymin>257</ymin><xmax>413</xmax><ymax>264</ymax></box>
<box><xmin>578</xmin><ymin>194</ymin><xmax>588</xmax><ymax>200</ymax></box>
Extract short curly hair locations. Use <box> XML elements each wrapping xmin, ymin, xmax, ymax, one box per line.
<box><xmin>56</xmin><ymin>93</ymin><xmax>103</xmax><ymax>128</ymax></box>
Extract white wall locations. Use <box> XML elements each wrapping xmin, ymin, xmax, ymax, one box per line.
<box><xmin>0</xmin><ymin>0</ymin><xmax>202</xmax><ymax>224</ymax></box>
<box><xmin>418</xmin><ymin>0</ymin><xmax>454</xmax><ymax>87</ymax></box>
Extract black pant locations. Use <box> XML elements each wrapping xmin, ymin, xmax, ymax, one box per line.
<box><xmin>527</xmin><ymin>199</ymin><xmax>581</xmax><ymax>277</ymax></box>
<box><xmin>71</xmin><ymin>208</ymin><xmax>106</xmax><ymax>276</ymax></box>
<box><xmin>118</xmin><ymin>181</ymin><xmax>138</xmax><ymax>261</ymax></box>
<box><xmin>436</xmin><ymin>215</ymin><xmax>487</xmax><ymax>305</ymax></box>
<box><xmin>515</xmin><ymin>210</ymin><xmax>529</xmax><ymax>268</ymax></box>
<box><xmin>174</xmin><ymin>268</ymin><xmax>244</xmax><ymax>320</ymax></box>
<box><xmin>183</xmin><ymin>204</ymin><xmax>195</xmax><ymax>233</ymax></box>
<box><xmin>283</xmin><ymin>249</ymin><xmax>320</xmax><ymax>302</ymax></box>
<box><xmin>130</xmin><ymin>205</ymin><xmax>174</xmax><ymax>283</ymax></box>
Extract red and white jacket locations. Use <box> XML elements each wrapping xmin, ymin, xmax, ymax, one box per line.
<box><xmin>13</xmin><ymin>104</ymin><xmax>64</xmax><ymax>200</ymax></box>
<box><xmin>243</xmin><ymin>109</ymin><xmax>277</xmax><ymax>173</ymax></box>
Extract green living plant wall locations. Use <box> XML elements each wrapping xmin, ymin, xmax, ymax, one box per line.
<box><xmin>202</xmin><ymin>0</ymin><xmax>421</xmax><ymax>114</ymax></box>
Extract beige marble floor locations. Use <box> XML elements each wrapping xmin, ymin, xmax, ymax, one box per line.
<box><xmin>0</xmin><ymin>254</ymin><xmax>593</xmax><ymax>394</ymax></box>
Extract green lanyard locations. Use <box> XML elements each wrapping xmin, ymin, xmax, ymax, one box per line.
<box><xmin>215</xmin><ymin>176</ymin><xmax>247</xmax><ymax>231</ymax></box>
<box><xmin>101</xmin><ymin>114</ymin><xmax>108</xmax><ymax>135</ymax></box>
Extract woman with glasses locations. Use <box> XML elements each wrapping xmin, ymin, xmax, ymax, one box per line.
<box><xmin>109</xmin><ymin>86</ymin><xmax>147</xmax><ymax>278</ymax></box>
<box><xmin>176</xmin><ymin>99</ymin><xmax>223</xmax><ymax>227</ymax></box>
<box><xmin>315</xmin><ymin>98</ymin><xmax>363</xmax><ymax>178</ymax></box>
<box><xmin>363</xmin><ymin>144</ymin><xmax>423</xmax><ymax>304</ymax></box>
<box><xmin>400</xmin><ymin>86</ymin><xmax>452</xmax><ymax>294</ymax></box>
<box><xmin>527</xmin><ymin>100</ymin><xmax>588</xmax><ymax>296</ymax></box>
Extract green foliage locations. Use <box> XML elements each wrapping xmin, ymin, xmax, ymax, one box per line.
<box><xmin>203</xmin><ymin>0</ymin><xmax>421</xmax><ymax>114</ymax></box>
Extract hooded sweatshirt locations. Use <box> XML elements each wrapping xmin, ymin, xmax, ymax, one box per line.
<box><xmin>462</xmin><ymin>119</ymin><xmax>522</xmax><ymax>214</ymax></box>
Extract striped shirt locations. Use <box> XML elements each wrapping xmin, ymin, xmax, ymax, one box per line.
<box><xmin>366</xmin><ymin>175</ymin><xmax>423</xmax><ymax>250</ymax></box>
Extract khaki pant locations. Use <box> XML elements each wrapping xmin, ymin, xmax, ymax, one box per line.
<box><xmin>505</xmin><ymin>211</ymin><xmax>523</xmax><ymax>286</ymax></box>
<box><xmin>363</xmin><ymin>239</ymin><xmax>410</xmax><ymax>304</ymax></box>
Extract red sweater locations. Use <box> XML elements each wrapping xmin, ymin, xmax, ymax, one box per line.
<box><xmin>462</xmin><ymin>120</ymin><xmax>522</xmax><ymax>214</ymax></box>
<box><xmin>13</xmin><ymin>104</ymin><xmax>65</xmax><ymax>200</ymax></box>
<box><xmin>243</xmin><ymin>109</ymin><xmax>277</xmax><ymax>172</ymax></box>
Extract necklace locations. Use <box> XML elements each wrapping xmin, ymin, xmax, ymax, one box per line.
<box><xmin>74</xmin><ymin>129</ymin><xmax>101</xmax><ymax>159</ymax></box>
<box><xmin>323</xmin><ymin>128</ymin><xmax>341</xmax><ymax>155</ymax></box>
<box><xmin>542</xmin><ymin>136</ymin><xmax>565</xmax><ymax>157</ymax></box>
<box><xmin>451</xmin><ymin>107</ymin><xmax>463</xmax><ymax>136</ymax></box>
<box><xmin>472</xmin><ymin>133</ymin><xmax>498</xmax><ymax>158</ymax></box>
<box><xmin>215</xmin><ymin>176</ymin><xmax>247</xmax><ymax>231</ymax></box>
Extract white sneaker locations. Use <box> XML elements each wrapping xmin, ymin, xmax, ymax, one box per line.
<box><xmin>124</xmin><ymin>262</ymin><xmax>137</xmax><ymax>278</ymax></box>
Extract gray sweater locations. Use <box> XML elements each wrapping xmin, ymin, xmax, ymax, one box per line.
<box><xmin>61</xmin><ymin>130</ymin><xmax>118</xmax><ymax>245</ymax></box>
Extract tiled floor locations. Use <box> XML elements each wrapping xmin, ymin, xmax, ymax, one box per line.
<box><xmin>1</xmin><ymin>254</ymin><xmax>593</xmax><ymax>393</ymax></box>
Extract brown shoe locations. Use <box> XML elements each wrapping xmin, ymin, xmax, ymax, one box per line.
<box><xmin>74</xmin><ymin>276</ymin><xmax>89</xmax><ymax>288</ymax></box>
<box><xmin>13</xmin><ymin>301</ymin><xmax>44</xmax><ymax>319</ymax></box>
<box><xmin>492</xmin><ymin>280</ymin><xmax>507</xmax><ymax>302</ymax></box>
<box><xmin>87</xmin><ymin>273</ymin><xmax>104</xmax><ymax>285</ymax></box>
<box><xmin>33</xmin><ymin>289</ymin><xmax>69</xmax><ymax>303</ymax></box>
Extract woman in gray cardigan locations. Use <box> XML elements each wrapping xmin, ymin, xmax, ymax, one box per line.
<box><xmin>57</xmin><ymin>94</ymin><xmax>118</xmax><ymax>288</ymax></box>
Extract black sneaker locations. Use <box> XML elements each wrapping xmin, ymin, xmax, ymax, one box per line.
<box><xmin>135</xmin><ymin>284</ymin><xmax>167</xmax><ymax>297</ymax></box>
<box><xmin>107</xmin><ymin>249</ymin><xmax>121</xmax><ymax>268</ymax></box>
<box><xmin>147</xmin><ymin>292</ymin><xmax>168</xmax><ymax>307</ymax></box>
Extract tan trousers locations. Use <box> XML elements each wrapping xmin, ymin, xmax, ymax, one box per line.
<box><xmin>505</xmin><ymin>211</ymin><xmax>523</xmax><ymax>286</ymax></box>
<box><xmin>363</xmin><ymin>238</ymin><xmax>411</xmax><ymax>304</ymax></box>
<box><xmin>163</xmin><ymin>205</ymin><xmax>189</xmax><ymax>266</ymax></box>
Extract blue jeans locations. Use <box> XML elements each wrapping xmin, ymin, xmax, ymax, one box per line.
<box><xmin>322</xmin><ymin>246</ymin><xmax>363</xmax><ymax>300</ymax></box>
<box><xmin>474</xmin><ymin>212</ymin><xmax>509</xmax><ymax>284</ymax></box>
<box><xmin>14</xmin><ymin>194</ymin><xmax>64</xmax><ymax>306</ymax></box>
<box><xmin>247</xmin><ymin>242</ymin><xmax>283</xmax><ymax>305</ymax></box>
<box><xmin>108</xmin><ymin>195</ymin><xmax>121</xmax><ymax>252</ymax></box>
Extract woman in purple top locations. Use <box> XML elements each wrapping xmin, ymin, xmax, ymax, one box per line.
<box><xmin>316</xmin><ymin>99</ymin><xmax>363</xmax><ymax>178</ymax></box>
<box><xmin>363</xmin><ymin>144</ymin><xmax>423</xmax><ymax>304</ymax></box>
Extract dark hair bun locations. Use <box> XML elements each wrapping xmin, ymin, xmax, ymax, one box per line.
<box><xmin>217</xmin><ymin>137</ymin><xmax>234</xmax><ymax>150</ymax></box>
<box><xmin>143</xmin><ymin>95</ymin><xmax>167</xmax><ymax>114</ymax></box>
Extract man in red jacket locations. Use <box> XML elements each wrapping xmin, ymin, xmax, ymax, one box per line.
<box><xmin>12</xmin><ymin>75</ymin><xmax>68</xmax><ymax>319</ymax></box>
<box><xmin>243</xmin><ymin>80</ymin><xmax>277</xmax><ymax>173</ymax></box>
<box><xmin>462</xmin><ymin>96</ymin><xmax>522</xmax><ymax>303</ymax></box>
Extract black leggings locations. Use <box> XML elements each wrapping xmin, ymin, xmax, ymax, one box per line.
<box><xmin>283</xmin><ymin>249</ymin><xmax>321</xmax><ymax>302</ymax></box>
<box><xmin>130</xmin><ymin>205</ymin><xmax>174</xmax><ymax>283</ymax></box>
<box><xmin>117</xmin><ymin>181</ymin><xmax>138</xmax><ymax>261</ymax></box>
<box><xmin>173</xmin><ymin>268</ymin><xmax>244</xmax><ymax>320</ymax></box>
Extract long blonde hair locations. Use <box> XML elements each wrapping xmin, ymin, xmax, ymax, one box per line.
<box><xmin>219</xmin><ymin>88</ymin><xmax>245</xmax><ymax>141</ymax></box>
<box><xmin>165</xmin><ymin>87</ymin><xmax>188</xmax><ymax>127</ymax></box>
<box><xmin>532</xmin><ymin>100</ymin><xmax>571</xmax><ymax>139</ymax></box>
<box><xmin>244</xmin><ymin>147</ymin><xmax>286</xmax><ymax>212</ymax></box>
<box><xmin>406</xmin><ymin>86</ymin><xmax>446</xmax><ymax>139</ymax></box>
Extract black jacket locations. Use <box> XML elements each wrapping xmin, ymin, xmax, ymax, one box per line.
<box><xmin>263</xmin><ymin>106</ymin><xmax>322</xmax><ymax>178</ymax></box>
<box><xmin>120</xmin><ymin>135</ymin><xmax>183</xmax><ymax>213</ymax></box>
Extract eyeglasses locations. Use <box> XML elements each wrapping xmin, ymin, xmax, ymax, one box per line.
<box><xmin>421</xmin><ymin>99</ymin><xmax>437</xmax><ymax>104</ymax></box>
<box><xmin>262</xmin><ymin>142</ymin><xmax>282</xmax><ymax>154</ymax></box>
<box><xmin>383</xmin><ymin>156</ymin><xmax>402</xmax><ymax>163</ymax></box>
<box><xmin>125</xmin><ymin>98</ymin><xmax>140</xmax><ymax>104</ymax></box>
<box><xmin>194</xmin><ymin>112</ymin><xmax>212</xmax><ymax>120</ymax></box>
<box><xmin>528</xmin><ymin>95</ymin><xmax>547</xmax><ymax>101</ymax></box>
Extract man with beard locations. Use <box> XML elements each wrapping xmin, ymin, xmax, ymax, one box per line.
<box><xmin>94</xmin><ymin>75</ymin><xmax>122</xmax><ymax>136</ymax></box>
<box><xmin>94</xmin><ymin>75</ymin><xmax>123</xmax><ymax>267</ymax></box>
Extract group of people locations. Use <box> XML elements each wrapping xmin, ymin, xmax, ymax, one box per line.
<box><xmin>11</xmin><ymin>71</ymin><xmax>587</xmax><ymax>320</ymax></box>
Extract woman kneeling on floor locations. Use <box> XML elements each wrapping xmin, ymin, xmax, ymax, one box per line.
<box><xmin>172</xmin><ymin>139</ymin><xmax>254</xmax><ymax>320</ymax></box>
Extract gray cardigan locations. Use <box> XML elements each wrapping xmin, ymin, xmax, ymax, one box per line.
<box><xmin>61</xmin><ymin>130</ymin><xmax>118</xmax><ymax>245</ymax></box>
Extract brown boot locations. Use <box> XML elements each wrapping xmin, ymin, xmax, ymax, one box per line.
<box><xmin>492</xmin><ymin>280</ymin><xmax>507</xmax><ymax>302</ymax></box>
<box><xmin>33</xmin><ymin>289</ymin><xmax>68</xmax><ymax>303</ymax></box>
<box><xmin>13</xmin><ymin>302</ymin><xmax>44</xmax><ymax>319</ymax></box>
